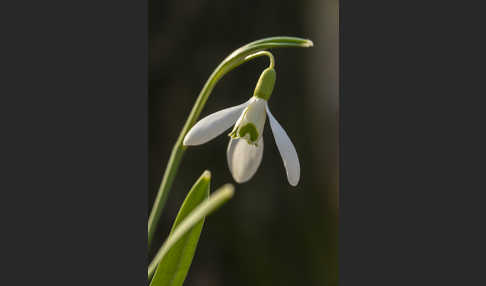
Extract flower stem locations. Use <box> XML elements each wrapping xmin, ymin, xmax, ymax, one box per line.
<box><xmin>244</xmin><ymin>51</ymin><xmax>275</xmax><ymax>69</ymax></box>
<box><xmin>147</xmin><ymin>36</ymin><xmax>313</xmax><ymax>250</ymax></box>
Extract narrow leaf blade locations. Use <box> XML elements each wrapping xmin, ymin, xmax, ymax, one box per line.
<box><xmin>150</xmin><ymin>171</ymin><xmax>211</xmax><ymax>286</ymax></box>
<box><xmin>148</xmin><ymin>184</ymin><xmax>235</xmax><ymax>282</ymax></box>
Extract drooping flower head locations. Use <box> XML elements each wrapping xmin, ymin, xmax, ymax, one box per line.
<box><xmin>184</xmin><ymin>66</ymin><xmax>300</xmax><ymax>186</ymax></box>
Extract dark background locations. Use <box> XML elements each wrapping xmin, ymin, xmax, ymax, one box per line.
<box><xmin>4</xmin><ymin>0</ymin><xmax>486</xmax><ymax>285</ymax></box>
<box><xmin>149</xmin><ymin>0</ymin><xmax>338</xmax><ymax>285</ymax></box>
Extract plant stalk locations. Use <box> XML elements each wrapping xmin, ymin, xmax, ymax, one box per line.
<box><xmin>147</xmin><ymin>37</ymin><xmax>313</xmax><ymax>250</ymax></box>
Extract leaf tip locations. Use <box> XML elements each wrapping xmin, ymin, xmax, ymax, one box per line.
<box><xmin>302</xmin><ymin>39</ymin><xmax>314</xmax><ymax>47</ymax></box>
<box><xmin>202</xmin><ymin>170</ymin><xmax>211</xmax><ymax>180</ymax></box>
<box><xmin>220</xmin><ymin>183</ymin><xmax>235</xmax><ymax>198</ymax></box>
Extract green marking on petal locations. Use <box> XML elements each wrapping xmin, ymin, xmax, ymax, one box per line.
<box><xmin>238</xmin><ymin>123</ymin><xmax>259</xmax><ymax>142</ymax></box>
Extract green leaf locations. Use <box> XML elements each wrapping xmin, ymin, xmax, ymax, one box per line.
<box><xmin>149</xmin><ymin>170</ymin><xmax>211</xmax><ymax>286</ymax></box>
<box><xmin>148</xmin><ymin>174</ymin><xmax>235</xmax><ymax>284</ymax></box>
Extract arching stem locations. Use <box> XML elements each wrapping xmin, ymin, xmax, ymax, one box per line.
<box><xmin>244</xmin><ymin>51</ymin><xmax>275</xmax><ymax>69</ymax></box>
<box><xmin>148</xmin><ymin>37</ymin><xmax>313</xmax><ymax>250</ymax></box>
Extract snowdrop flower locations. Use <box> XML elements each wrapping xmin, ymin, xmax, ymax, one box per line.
<box><xmin>183</xmin><ymin>67</ymin><xmax>300</xmax><ymax>186</ymax></box>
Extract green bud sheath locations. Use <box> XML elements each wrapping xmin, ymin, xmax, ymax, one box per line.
<box><xmin>253</xmin><ymin>67</ymin><xmax>276</xmax><ymax>101</ymax></box>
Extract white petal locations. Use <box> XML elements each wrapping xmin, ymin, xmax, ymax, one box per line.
<box><xmin>226</xmin><ymin>137</ymin><xmax>264</xmax><ymax>183</ymax></box>
<box><xmin>266</xmin><ymin>104</ymin><xmax>300</xmax><ymax>186</ymax></box>
<box><xmin>183</xmin><ymin>100</ymin><xmax>250</xmax><ymax>146</ymax></box>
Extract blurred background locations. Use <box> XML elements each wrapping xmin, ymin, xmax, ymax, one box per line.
<box><xmin>149</xmin><ymin>1</ymin><xmax>338</xmax><ymax>285</ymax></box>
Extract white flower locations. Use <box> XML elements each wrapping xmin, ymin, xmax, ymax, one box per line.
<box><xmin>183</xmin><ymin>68</ymin><xmax>300</xmax><ymax>186</ymax></box>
